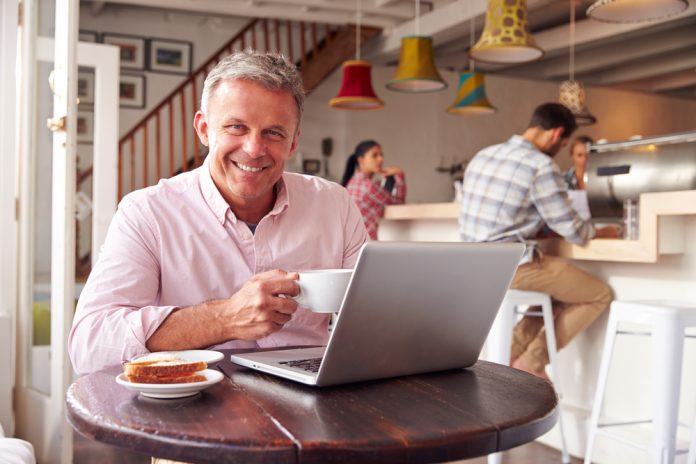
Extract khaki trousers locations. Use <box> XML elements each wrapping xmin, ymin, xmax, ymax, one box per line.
<box><xmin>509</xmin><ymin>254</ymin><xmax>613</xmax><ymax>372</ymax></box>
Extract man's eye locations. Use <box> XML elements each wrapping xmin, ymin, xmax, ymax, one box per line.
<box><xmin>266</xmin><ymin>130</ymin><xmax>286</xmax><ymax>140</ymax></box>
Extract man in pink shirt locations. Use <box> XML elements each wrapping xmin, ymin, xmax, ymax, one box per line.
<box><xmin>69</xmin><ymin>51</ymin><xmax>368</xmax><ymax>375</ymax></box>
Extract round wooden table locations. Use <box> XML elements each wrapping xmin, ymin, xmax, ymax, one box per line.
<box><xmin>66</xmin><ymin>349</ymin><xmax>558</xmax><ymax>464</ymax></box>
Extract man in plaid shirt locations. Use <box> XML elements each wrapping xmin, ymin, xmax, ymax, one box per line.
<box><xmin>459</xmin><ymin>102</ymin><xmax>616</xmax><ymax>379</ymax></box>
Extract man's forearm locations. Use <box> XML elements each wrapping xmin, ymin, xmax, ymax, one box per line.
<box><xmin>146</xmin><ymin>300</ymin><xmax>228</xmax><ymax>351</ymax></box>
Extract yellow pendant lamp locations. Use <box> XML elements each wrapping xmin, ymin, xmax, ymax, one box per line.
<box><xmin>329</xmin><ymin>0</ymin><xmax>384</xmax><ymax>110</ymax></box>
<box><xmin>587</xmin><ymin>0</ymin><xmax>688</xmax><ymax>23</ymax></box>
<box><xmin>386</xmin><ymin>0</ymin><xmax>447</xmax><ymax>92</ymax></box>
<box><xmin>470</xmin><ymin>0</ymin><xmax>543</xmax><ymax>64</ymax></box>
<box><xmin>447</xmin><ymin>71</ymin><xmax>496</xmax><ymax>115</ymax></box>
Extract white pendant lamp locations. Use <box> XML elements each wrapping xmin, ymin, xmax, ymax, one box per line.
<box><xmin>587</xmin><ymin>0</ymin><xmax>689</xmax><ymax>23</ymax></box>
<box><xmin>559</xmin><ymin>1</ymin><xmax>596</xmax><ymax>126</ymax></box>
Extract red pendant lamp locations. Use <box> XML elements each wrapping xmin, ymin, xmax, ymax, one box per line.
<box><xmin>329</xmin><ymin>0</ymin><xmax>384</xmax><ymax>110</ymax></box>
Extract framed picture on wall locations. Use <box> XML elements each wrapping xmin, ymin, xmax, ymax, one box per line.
<box><xmin>148</xmin><ymin>38</ymin><xmax>192</xmax><ymax>75</ymax></box>
<box><xmin>302</xmin><ymin>159</ymin><xmax>321</xmax><ymax>175</ymax></box>
<box><xmin>77</xmin><ymin>110</ymin><xmax>94</xmax><ymax>144</ymax></box>
<box><xmin>77</xmin><ymin>71</ymin><xmax>95</xmax><ymax>106</ymax></box>
<box><xmin>102</xmin><ymin>33</ymin><xmax>146</xmax><ymax>70</ymax></box>
<box><xmin>78</xmin><ymin>30</ymin><xmax>99</xmax><ymax>43</ymax></box>
<box><xmin>119</xmin><ymin>74</ymin><xmax>146</xmax><ymax>109</ymax></box>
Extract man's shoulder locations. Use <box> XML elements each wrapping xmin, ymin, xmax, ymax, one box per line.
<box><xmin>120</xmin><ymin>169</ymin><xmax>200</xmax><ymax>209</ymax></box>
<box><xmin>283</xmin><ymin>172</ymin><xmax>347</xmax><ymax>197</ymax></box>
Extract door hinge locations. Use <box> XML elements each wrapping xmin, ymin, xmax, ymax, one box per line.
<box><xmin>47</xmin><ymin>115</ymin><xmax>67</xmax><ymax>133</ymax></box>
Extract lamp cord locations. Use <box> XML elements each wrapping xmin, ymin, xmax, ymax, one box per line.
<box><xmin>356</xmin><ymin>0</ymin><xmax>361</xmax><ymax>60</ymax></box>
<box><xmin>415</xmin><ymin>0</ymin><xmax>420</xmax><ymax>36</ymax></box>
<box><xmin>569</xmin><ymin>0</ymin><xmax>575</xmax><ymax>82</ymax></box>
<box><xmin>470</xmin><ymin>13</ymin><xmax>475</xmax><ymax>72</ymax></box>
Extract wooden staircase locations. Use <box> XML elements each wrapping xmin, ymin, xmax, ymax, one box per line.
<box><xmin>74</xmin><ymin>17</ymin><xmax>380</xmax><ymax>278</ymax></box>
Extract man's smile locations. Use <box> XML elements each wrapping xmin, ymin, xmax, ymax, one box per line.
<box><xmin>233</xmin><ymin>161</ymin><xmax>265</xmax><ymax>173</ymax></box>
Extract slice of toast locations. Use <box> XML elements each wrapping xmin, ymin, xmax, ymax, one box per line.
<box><xmin>123</xmin><ymin>357</ymin><xmax>207</xmax><ymax>379</ymax></box>
<box><xmin>126</xmin><ymin>373</ymin><xmax>207</xmax><ymax>384</ymax></box>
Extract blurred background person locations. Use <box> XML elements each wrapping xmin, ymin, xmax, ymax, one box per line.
<box><xmin>341</xmin><ymin>140</ymin><xmax>406</xmax><ymax>240</ymax></box>
<box><xmin>565</xmin><ymin>135</ymin><xmax>593</xmax><ymax>190</ymax></box>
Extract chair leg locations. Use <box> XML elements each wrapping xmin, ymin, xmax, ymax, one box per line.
<box><xmin>688</xmin><ymin>415</ymin><xmax>696</xmax><ymax>464</ymax></box>
<box><xmin>584</xmin><ymin>310</ymin><xmax>620</xmax><ymax>464</ymax></box>
<box><xmin>542</xmin><ymin>299</ymin><xmax>570</xmax><ymax>464</ymax></box>
<box><xmin>487</xmin><ymin>300</ymin><xmax>515</xmax><ymax>366</ymax></box>
<box><xmin>650</xmin><ymin>318</ymin><xmax>683</xmax><ymax>464</ymax></box>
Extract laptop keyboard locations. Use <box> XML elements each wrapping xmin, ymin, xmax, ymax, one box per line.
<box><xmin>279</xmin><ymin>357</ymin><xmax>322</xmax><ymax>373</ymax></box>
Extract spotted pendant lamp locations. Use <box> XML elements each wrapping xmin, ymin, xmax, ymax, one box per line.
<box><xmin>329</xmin><ymin>0</ymin><xmax>384</xmax><ymax>110</ymax></box>
<box><xmin>385</xmin><ymin>0</ymin><xmax>447</xmax><ymax>92</ymax></box>
<box><xmin>470</xmin><ymin>0</ymin><xmax>543</xmax><ymax>64</ymax></box>
<box><xmin>559</xmin><ymin>1</ymin><xmax>596</xmax><ymax>126</ymax></box>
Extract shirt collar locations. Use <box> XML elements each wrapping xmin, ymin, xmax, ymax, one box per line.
<box><xmin>198</xmin><ymin>158</ymin><xmax>290</xmax><ymax>225</ymax></box>
<box><xmin>509</xmin><ymin>134</ymin><xmax>536</xmax><ymax>150</ymax></box>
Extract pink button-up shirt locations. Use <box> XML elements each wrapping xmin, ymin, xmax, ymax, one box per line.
<box><xmin>69</xmin><ymin>161</ymin><xmax>367</xmax><ymax>375</ymax></box>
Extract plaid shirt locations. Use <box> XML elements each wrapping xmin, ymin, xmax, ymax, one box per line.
<box><xmin>347</xmin><ymin>171</ymin><xmax>406</xmax><ymax>240</ymax></box>
<box><xmin>459</xmin><ymin>135</ymin><xmax>594</xmax><ymax>264</ymax></box>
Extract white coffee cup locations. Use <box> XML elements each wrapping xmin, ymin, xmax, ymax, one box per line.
<box><xmin>293</xmin><ymin>269</ymin><xmax>353</xmax><ymax>313</ymax></box>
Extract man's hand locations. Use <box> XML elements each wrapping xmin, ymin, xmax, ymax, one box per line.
<box><xmin>221</xmin><ymin>269</ymin><xmax>300</xmax><ymax>341</ymax></box>
<box><xmin>146</xmin><ymin>269</ymin><xmax>300</xmax><ymax>352</ymax></box>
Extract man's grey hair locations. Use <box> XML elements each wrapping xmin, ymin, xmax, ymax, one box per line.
<box><xmin>200</xmin><ymin>50</ymin><xmax>305</xmax><ymax>123</ymax></box>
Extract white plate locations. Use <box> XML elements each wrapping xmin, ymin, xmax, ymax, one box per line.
<box><xmin>131</xmin><ymin>350</ymin><xmax>224</xmax><ymax>367</ymax></box>
<box><xmin>116</xmin><ymin>369</ymin><xmax>224</xmax><ymax>399</ymax></box>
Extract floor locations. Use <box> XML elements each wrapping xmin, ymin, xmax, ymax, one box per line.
<box><xmin>74</xmin><ymin>433</ymin><xmax>583</xmax><ymax>463</ymax></box>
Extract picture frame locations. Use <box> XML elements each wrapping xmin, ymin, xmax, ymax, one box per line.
<box><xmin>119</xmin><ymin>74</ymin><xmax>146</xmax><ymax>109</ymax></box>
<box><xmin>76</xmin><ymin>111</ymin><xmax>94</xmax><ymax>144</ymax></box>
<box><xmin>78</xmin><ymin>30</ymin><xmax>99</xmax><ymax>43</ymax></box>
<box><xmin>148</xmin><ymin>38</ymin><xmax>192</xmax><ymax>75</ymax></box>
<box><xmin>102</xmin><ymin>33</ymin><xmax>146</xmax><ymax>70</ymax></box>
<box><xmin>77</xmin><ymin>71</ymin><xmax>95</xmax><ymax>106</ymax></box>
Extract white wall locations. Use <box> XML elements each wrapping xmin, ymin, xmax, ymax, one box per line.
<box><xmin>303</xmin><ymin>64</ymin><xmax>696</xmax><ymax>204</ymax></box>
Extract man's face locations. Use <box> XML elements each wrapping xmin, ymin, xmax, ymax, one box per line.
<box><xmin>194</xmin><ymin>79</ymin><xmax>300</xmax><ymax>213</ymax></box>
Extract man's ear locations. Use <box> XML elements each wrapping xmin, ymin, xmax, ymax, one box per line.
<box><xmin>551</xmin><ymin>127</ymin><xmax>565</xmax><ymax>145</ymax></box>
<box><xmin>193</xmin><ymin>111</ymin><xmax>209</xmax><ymax>147</ymax></box>
<box><xmin>288</xmin><ymin>128</ymin><xmax>301</xmax><ymax>158</ymax></box>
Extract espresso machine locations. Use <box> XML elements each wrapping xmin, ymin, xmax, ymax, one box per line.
<box><xmin>585</xmin><ymin>131</ymin><xmax>696</xmax><ymax>220</ymax></box>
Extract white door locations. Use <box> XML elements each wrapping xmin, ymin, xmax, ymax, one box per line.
<box><xmin>13</xmin><ymin>0</ymin><xmax>119</xmax><ymax>462</ymax></box>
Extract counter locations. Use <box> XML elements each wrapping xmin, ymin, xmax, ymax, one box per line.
<box><xmin>379</xmin><ymin>191</ymin><xmax>696</xmax><ymax>463</ymax></box>
<box><xmin>381</xmin><ymin>190</ymin><xmax>696</xmax><ymax>263</ymax></box>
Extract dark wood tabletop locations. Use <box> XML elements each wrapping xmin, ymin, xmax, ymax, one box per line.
<box><xmin>66</xmin><ymin>348</ymin><xmax>558</xmax><ymax>464</ymax></box>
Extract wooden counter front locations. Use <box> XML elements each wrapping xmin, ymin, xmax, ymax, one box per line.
<box><xmin>381</xmin><ymin>190</ymin><xmax>696</xmax><ymax>263</ymax></box>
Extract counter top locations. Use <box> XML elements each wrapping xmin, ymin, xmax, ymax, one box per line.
<box><xmin>382</xmin><ymin>190</ymin><xmax>696</xmax><ymax>263</ymax></box>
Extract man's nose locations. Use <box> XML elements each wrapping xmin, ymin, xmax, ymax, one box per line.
<box><xmin>242</xmin><ymin>133</ymin><xmax>264</xmax><ymax>157</ymax></box>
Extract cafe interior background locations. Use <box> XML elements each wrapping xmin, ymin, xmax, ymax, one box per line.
<box><xmin>1</xmin><ymin>0</ymin><xmax>695</xmax><ymax>462</ymax></box>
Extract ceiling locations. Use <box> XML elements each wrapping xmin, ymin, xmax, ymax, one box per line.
<box><xmin>91</xmin><ymin>0</ymin><xmax>696</xmax><ymax>99</ymax></box>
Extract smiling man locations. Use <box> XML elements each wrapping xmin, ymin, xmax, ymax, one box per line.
<box><xmin>69</xmin><ymin>52</ymin><xmax>368</xmax><ymax>375</ymax></box>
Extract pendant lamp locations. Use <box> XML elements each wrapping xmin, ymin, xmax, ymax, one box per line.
<box><xmin>447</xmin><ymin>17</ymin><xmax>495</xmax><ymax>115</ymax></box>
<box><xmin>386</xmin><ymin>0</ymin><xmax>447</xmax><ymax>92</ymax></box>
<box><xmin>447</xmin><ymin>72</ymin><xmax>496</xmax><ymax>114</ymax></box>
<box><xmin>470</xmin><ymin>0</ymin><xmax>543</xmax><ymax>64</ymax></box>
<box><xmin>587</xmin><ymin>0</ymin><xmax>688</xmax><ymax>23</ymax></box>
<box><xmin>559</xmin><ymin>2</ymin><xmax>596</xmax><ymax>126</ymax></box>
<box><xmin>329</xmin><ymin>0</ymin><xmax>384</xmax><ymax>110</ymax></box>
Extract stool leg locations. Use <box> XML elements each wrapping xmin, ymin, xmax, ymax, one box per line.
<box><xmin>584</xmin><ymin>310</ymin><xmax>620</xmax><ymax>464</ymax></box>
<box><xmin>487</xmin><ymin>300</ymin><xmax>515</xmax><ymax>464</ymax></box>
<box><xmin>651</xmin><ymin>318</ymin><xmax>683</xmax><ymax>464</ymax></box>
<box><xmin>688</xmin><ymin>416</ymin><xmax>696</xmax><ymax>464</ymax></box>
<box><xmin>542</xmin><ymin>299</ymin><xmax>570</xmax><ymax>464</ymax></box>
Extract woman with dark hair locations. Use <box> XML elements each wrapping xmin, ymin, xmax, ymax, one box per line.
<box><xmin>341</xmin><ymin>140</ymin><xmax>406</xmax><ymax>240</ymax></box>
<box><xmin>564</xmin><ymin>135</ymin><xmax>593</xmax><ymax>190</ymax></box>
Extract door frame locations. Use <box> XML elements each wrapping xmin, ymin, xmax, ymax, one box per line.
<box><xmin>13</xmin><ymin>1</ymin><xmax>118</xmax><ymax>461</ymax></box>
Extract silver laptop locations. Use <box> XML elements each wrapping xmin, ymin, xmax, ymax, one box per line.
<box><xmin>230</xmin><ymin>241</ymin><xmax>524</xmax><ymax>387</ymax></box>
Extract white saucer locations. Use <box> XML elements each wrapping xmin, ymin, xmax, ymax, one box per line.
<box><xmin>116</xmin><ymin>369</ymin><xmax>224</xmax><ymax>399</ymax></box>
<box><xmin>130</xmin><ymin>350</ymin><xmax>225</xmax><ymax>367</ymax></box>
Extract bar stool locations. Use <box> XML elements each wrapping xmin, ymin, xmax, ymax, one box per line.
<box><xmin>486</xmin><ymin>289</ymin><xmax>570</xmax><ymax>464</ymax></box>
<box><xmin>584</xmin><ymin>300</ymin><xmax>696</xmax><ymax>464</ymax></box>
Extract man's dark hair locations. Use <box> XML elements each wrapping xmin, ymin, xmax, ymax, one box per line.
<box><xmin>528</xmin><ymin>103</ymin><xmax>577</xmax><ymax>139</ymax></box>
